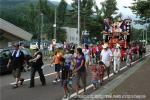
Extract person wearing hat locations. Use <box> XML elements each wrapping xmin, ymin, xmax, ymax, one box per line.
<box><xmin>29</xmin><ymin>45</ymin><xmax>46</xmax><ymax>88</ymax></box>
<box><xmin>7</xmin><ymin>43</ymin><xmax>25</xmax><ymax>88</ymax></box>
<box><xmin>113</xmin><ymin>44</ymin><xmax>121</xmax><ymax>74</ymax></box>
<box><xmin>100</xmin><ymin>43</ymin><xmax>112</xmax><ymax>78</ymax></box>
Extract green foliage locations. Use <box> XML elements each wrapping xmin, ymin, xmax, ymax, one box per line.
<box><xmin>101</xmin><ymin>0</ymin><xmax>118</xmax><ymax>17</ymax></box>
<box><xmin>57</xmin><ymin>0</ymin><xmax>67</xmax><ymax>26</ymax></box>
<box><xmin>0</xmin><ymin>0</ymin><xmax>120</xmax><ymax>43</ymax></box>
<box><xmin>130</xmin><ymin>0</ymin><xmax>150</xmax><ymax>20</ymax></box>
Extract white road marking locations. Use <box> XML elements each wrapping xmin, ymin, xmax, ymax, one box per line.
<box><xmin>9</xmin><ymin>52</ymin><xmax>150</xmax><ymax>95</ymax></box>
<box><xmin>10</xmin><ymin>71</ymin><xmax>58</xmax><ymax>85</ymax></box>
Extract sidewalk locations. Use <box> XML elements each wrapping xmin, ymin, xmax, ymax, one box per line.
<box><xmin>110</xmin><ymin>56</ymin><xmax>150</xmax><ymax>100</ymax></box>
<box><xmin>86</xmin><ymin>54</ymin><xmax>150</xmax><ymax>100</ymax></box>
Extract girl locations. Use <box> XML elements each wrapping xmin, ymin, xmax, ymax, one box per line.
<box><xmin>91</xmin><ymin>64</ymin><xmax>98</xmax><ymax>90</ymax></box>
<box><xmin>74</xmin><ymin>47</ymin><xmax>86</xmax><ymax>96</ymax></box>
<box><xmin>97</xmin><ymin>61</ymin><xmax>105</xmax><ymax>86</ymax></box>
<box><xmin>60</xmin><ymin>57</ymin><xmax>69</xmax><ymax>99</ymax></box>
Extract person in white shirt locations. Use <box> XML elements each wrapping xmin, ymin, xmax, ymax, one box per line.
<box><xmin>100</xmin><ymin>43</ymin><xmax>112</xmax><ymax>78</ymax></box>
<box><xmin>83</xmin><ymin>44</ymin><xmax>90</xmax><ymax>68</ymax></box>
<box><xmin>113</xmin><ymin>44</ymin><xmax>121</xmax><ymax>74</ymax></box>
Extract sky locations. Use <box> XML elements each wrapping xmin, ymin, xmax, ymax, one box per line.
<box><xmin>49</xmin><ymin>0</ymin><xmax>145</xmax><ymax>29</ymax></box>
<box><xmin>49</xmin><ymin>0</ymin><xmax>135</xmax><ymax>18</ymax></box>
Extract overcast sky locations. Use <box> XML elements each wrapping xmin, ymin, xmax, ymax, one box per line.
<box><xmin>49</xmin><ymin>0</ymin><xmax>135</xmax><ymax>18</ymax></box>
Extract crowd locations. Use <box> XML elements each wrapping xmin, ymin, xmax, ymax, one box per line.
<box><xmin>7</xmin><ymin>42</ymin><xmax>146</xmax><ymax>99</ymax></box>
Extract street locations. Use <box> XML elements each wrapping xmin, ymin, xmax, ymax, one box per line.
<box><xmin>0</xmin><ymin>46</ymin><xmax>150</xmax><ymax>100</ymax></box>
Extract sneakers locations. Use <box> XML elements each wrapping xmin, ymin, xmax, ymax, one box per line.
<box><xmin>12</xmin><ymin>84</ymin><xmax>18</xmax><ymax>89</ymax></box>
<box><xmin>53</xmin><ymin>79</ymin><xmax>57</xmax><ymax>83</ymax></box>
<box><xmin>53</xmin><ymin>79</ymin><xmax>61</xmax><ymax>83</ymax></box>
<box><xmin>57</xmin><ymin>79</ymin><xmax>61</xmax><ymax>82</ymax></box>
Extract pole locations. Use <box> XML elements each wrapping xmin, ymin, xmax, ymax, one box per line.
<box><xmin>40</xmin><ymin>13</ymin><xmax>43</xmax><ymax>49</ymax></box>
<box><xmin>54</xmin><ymin>8</ymin><xmax>57</xmax><ymax>41</ymax></box>
<box><xmin>143</xmin><ymin>29</ymin><xmax>144</xmax><ymax>41</ymax></box>
<box><xmin>146</xmin><ymin>20</ymin><xmax>148</xmax><ymax>45</ymax></box>
<box><xmin>78</xmin><ymin>0</ymin><xmax>80</xmax><ymax>45</ymax></box>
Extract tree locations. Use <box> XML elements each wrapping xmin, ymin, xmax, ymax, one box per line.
<box><xmin>57</xmin><ymin>0</ymin><xmax>67</xmax><ymax>26</ymax></box>
<box><xmin>130</xmin><ymin>0</ymin><xmax>150</xmax><ymax>20</ymax></box>
<box><xmin>101</xmin><ymin>0</ymin><xmax>118</xmax><ymax>18</ymax></box>
<box><xmin>130</xmin><ymin>0</ymin><xmax>150</xmax><ymax>44</ymax></box>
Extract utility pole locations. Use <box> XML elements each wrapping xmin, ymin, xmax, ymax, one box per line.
<box><xmin>77</xmin><ymin>0</ymin><xmax>80</xmax><ymax>45</ymax></box>
<box><xmin>39</xmin><ymin>13</ymin><xmax>43</xmax><ymax>49</ymax></box>
<box><xmin>146</xmin><ymin>19</ymin><xmax>148</xmax><ymax>45</ymax></box>
<box><xmin>53</xmin><ymin>8</ymin><xmax>57</xmax><ymax>41</ymax></box>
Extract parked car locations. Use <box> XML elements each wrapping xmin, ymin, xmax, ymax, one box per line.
<box><xmin>0</xmin><ymin>48</ymin><xmax>32</xmax><ymax>74</ymax></box>
<box><xmin>0</xmin><ymin>49</ymin><xmax>12</xmax><ymax>74</ymax></box>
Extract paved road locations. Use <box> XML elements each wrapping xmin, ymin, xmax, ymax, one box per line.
<box><xmin>0</xmin><ymin>45</ymin><xmax>150</xmax><ymax>100</ymax></box>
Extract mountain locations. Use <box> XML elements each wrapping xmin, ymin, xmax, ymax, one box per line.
<box><xmin>0</xmin><ymin>0</ymin><xmax>72</xmax><ymax>11</ymax></box>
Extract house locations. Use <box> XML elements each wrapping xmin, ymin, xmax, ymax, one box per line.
<box><xmin>0</xmin><ymin>18</ymin><xmax>32</xmax><ymax>48</ymax></box>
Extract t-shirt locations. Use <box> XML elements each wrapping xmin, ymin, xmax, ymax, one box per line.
<box><xmin>83</xmin><ymin>49</ymin><xmax>89</xmax><ymax>61</ymax></box>
<box><xmin>53</xmin><ymin>53</ymin><xmax>62</xmax><ymax>64</ymax></box>
<box><xmin>100</xmin><ymin>49</ymin><xmax>112</xmax><ymax>67</ymax></box>
<box><xmin>34</xmin><ymin>51</ymin><xmax>43</xmax><ymax>67</ymax></box>
<box><xmin>64</xmin><ymin>54</ymin><xmax>73</xmax><ymax>64</ymax></box>
<box><xmin>11</xmin><ymin>50</ymin><xmax>24</xmax><ymax>69</ymax></box>
<box><xmin>76</xmin><ymin>55</ymin><xmax>85</xmax><ymax>72</ymax></box>
<box><xmin>113</xmin><ymin>49</ymin><xmax>121</xmax><ymax>60</ymax></box>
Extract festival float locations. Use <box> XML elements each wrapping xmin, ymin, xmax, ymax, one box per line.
<box><xmin>102</xmin><ymin>17</ymin><xmax>132</xmax><ymax>49</ymax></box>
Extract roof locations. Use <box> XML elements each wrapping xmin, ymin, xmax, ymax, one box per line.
<box><xmin>0</xmin><ymin>18</ymin><xmax>32</xmax><ymax>41</ymax></box>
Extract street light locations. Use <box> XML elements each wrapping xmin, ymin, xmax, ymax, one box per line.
<box><xmin>77</xmin><ymin>0</ymin><xmax>80</xmax><ymax>45</ymax></box>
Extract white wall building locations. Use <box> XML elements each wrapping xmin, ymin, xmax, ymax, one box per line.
<box><xmin>62</xmin><ymin>27</ymin><xmax>79</xmax><ymax>44</ymax></box>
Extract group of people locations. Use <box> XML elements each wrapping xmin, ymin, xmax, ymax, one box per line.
<box><xmin>7</xmin><ymin>44</ymin><xmax>46</xmax><ymax>88</ymax></box>
<box><xmin>7</xmin><ymin>42</ymin><xmax>146</xmax><ymax>99</ymax></box>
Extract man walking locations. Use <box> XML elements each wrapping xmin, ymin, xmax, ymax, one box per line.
<box><xmin>113</xmin><ymin>44</ymin><xmax>121</xmax><ymax>74</ymax></box>
<box><xmin>7</xmin><ymin>44</ymin><xmax>25</xmax><ymax>88</ymax></box>
<box><xmin>100</xmin><ymin>43</ymin><xmax>112</xmax><ymax>78</ymax></box>
<box><xmin>29</xmin><ymin>46</ymin><xmax>46</xmax><ymax>88</ymax></box>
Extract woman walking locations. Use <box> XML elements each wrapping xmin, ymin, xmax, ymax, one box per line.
<box><xmin>74</xmin><ymin>47</ymin><xmax>86</xmax><ymax>97</ymax></box>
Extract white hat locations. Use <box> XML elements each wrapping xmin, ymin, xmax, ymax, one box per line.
<box><xmin>116</xmin><ymin>44</ymin><xmax>120</xmax><ymax>48</ymax></box>
<box><xmin>102</xmin><ymin>43</ymin><xmax>108</xmax><ymax>48</ymax></box>
<box><xmin>32</xmin><ymin>45</ymin><xmax>39</xmax><ymax>50</ymax></box>
<box><xmin>77</xmin><ymin>45</ymin><xmax>82</xmax><ymax>49</ymax></box>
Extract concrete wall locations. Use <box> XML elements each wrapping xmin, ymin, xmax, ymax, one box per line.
<box><xmin>62</xmin><ymin>27</ymin><xmax>79</xmax><ymax>44</ymax></box>
<box><xmin>0</xmin><ymin>40</ymin><xmax>8</xmax><ymax>48</ymax></box>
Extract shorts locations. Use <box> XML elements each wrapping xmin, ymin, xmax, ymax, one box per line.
<box><xmin>55</xmin><ymin>64</ymin><xmax>61</xmax><ymax>72</ymax></box>
<box><xmin>75</xmin><ymin>72</ymin><xmax>86</xmax><ymax>85</ymax></box>
<box><xmin>91</xmin><ymin>80</ymin><xmax>98</xmax><ymax>84</ymax></box>
<box><xmin>61</xmin><ymin>79</ymin><xmax>67</xmax><ymax>87</ymax></box>
<box><xmin>12</xmin><ymin>68</ymin><xmax>21</xmax><ymax>78</ymax></box>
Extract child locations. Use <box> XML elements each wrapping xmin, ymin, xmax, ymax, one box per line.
<box><xmin>60</xmin><ymin>57</ymin><xmax>70</xmax><ymax>99</ymax></box>
<box><xmin>64</xmin><ymin>49</ymin><xmax>74</xmax><ymax>90</ymax></box>
<box><xmin>97</xmin><ymin>61</ymin><xmax>105</xmax><ymax>86</ymax></box>
<box><xmin>91</xmin><ymin>64</ymin><xmax>98</xmax><ymax>90</ymax></box>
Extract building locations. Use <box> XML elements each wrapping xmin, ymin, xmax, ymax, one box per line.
<box><xmin>62</xmin><ymin>27</ymin><xmax>79</xmax><ymax>44</ymax></box>
<box><xmin>0</xmin><ymin>18</ymin><xmax>32</xmax><ymax>48</ymax></box>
